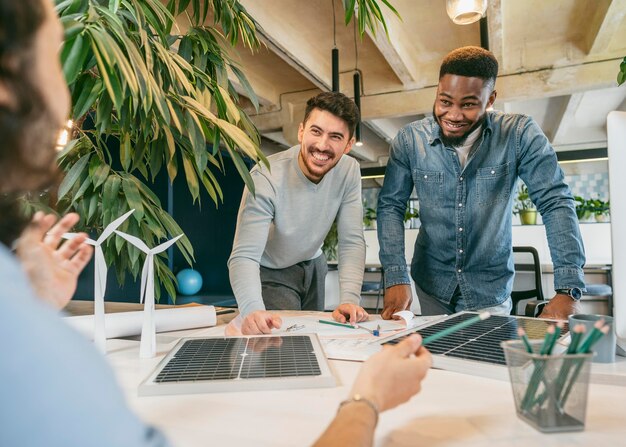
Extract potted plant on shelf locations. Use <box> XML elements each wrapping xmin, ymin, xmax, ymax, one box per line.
<box><xmin>574</xmin><ymin>196</ymin><xmax>593</xmax><ymax>221</ymax></box>
<box><xmin>514</xmin><ymin>183</ymin><xmax>537</xmax><ymax>225</ymax></box>
<box><xmin>588</xmin><ymin>198</ymin><xmax>610</xmax><ymax>222</ymax></box>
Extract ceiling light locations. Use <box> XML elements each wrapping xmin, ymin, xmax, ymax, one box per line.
<box><xmin>56</xmin><ymin>120</ymin><xmax>73</xmax><ymax>150</ymax></box>
<box><xmin>355</xmin><ymin>141</ymin><xmax>364</xmax><ymax>147</ymax></box>
<box><xmin>558</xmin><ymin>157</ymin><xmax>608</xmax><ymax>165</ymax></box>
<box><xmin>446</xmin><ymin>0</ymin><xmax>487</xmax><ymax>25</ymax></box>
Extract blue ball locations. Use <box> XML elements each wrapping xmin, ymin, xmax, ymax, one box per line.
<box><xmin>176</xmin><ymin>269</ymin><xmax>203</xmax><ymax>296</ymax></box>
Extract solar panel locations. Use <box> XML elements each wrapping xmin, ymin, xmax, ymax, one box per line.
<box><xmin>139</xmin><ymin>334</ymin><xmax>335</xmax><ymax>396</ymax></box>
<box><xmin>383</xmin><ymin>312</ymin><xmax>568</xmax><ymax>379</ymax></box>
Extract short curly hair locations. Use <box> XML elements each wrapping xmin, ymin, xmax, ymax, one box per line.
<box><xmin>439</xmin><ymin>46</ymin><xmax>499</xmax><ymax>89</ymax></box>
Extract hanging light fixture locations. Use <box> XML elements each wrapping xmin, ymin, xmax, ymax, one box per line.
<box><xmin>446</xmin><ymin>0</ymin><xmax>487</xmax><ymax>25</ymax></box>
<box><xmin>353</xmin><ymin>71</ymin><xmax>362</xmax><ymax>146</ymax></box>
<box><xmin>352</xmin><ymin>14</ymin><xmax>362</xmax><ymax>146</ymax></box>
<box><xmin>331</xmin><ymin>0</ymin><xmax>339</xmax><ymax>92</ymax></box>
<box><xmin>480</xmin><ymin>16</ymin><xmax>489</xmax><ymax>49</ymax></box>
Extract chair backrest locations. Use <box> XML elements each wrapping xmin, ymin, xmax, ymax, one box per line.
<box><xmin>511</xmin><ymin>246</ymin><xmax>544</xmax><ymax>315</ymax></box>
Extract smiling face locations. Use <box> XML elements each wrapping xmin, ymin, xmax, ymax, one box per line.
<box><xmin>434</xmin><ymin>74</ymin><xmax>496</xmax><ymax>147</ymax></box>
<box><xmin>297</xmin><ymin>108</ymin><xmax>355</xmax><ymax>183</ymax></box>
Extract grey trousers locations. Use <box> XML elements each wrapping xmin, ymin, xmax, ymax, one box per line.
<box><xmin>260</xmin><ymin>254</ymin><xmax>328</xmax><ymax>311</ymax></box>
<box><xmin>415</xmin><ymin>282</ymin><xmax>512</xmax><ymax>316</ymax></box>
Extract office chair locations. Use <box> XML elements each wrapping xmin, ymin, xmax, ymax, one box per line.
<box><xmin>361</xmin><ymin>267</ymin><xmax>385</xmax><ymax>314</ymax></box>
<box><xmin>511</xmin><ymin>246</ymin><xmax>545</xmax><ymax>316</ymax></box>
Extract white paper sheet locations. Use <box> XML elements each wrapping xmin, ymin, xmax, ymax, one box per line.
<box><xmin>63</xmin><ymin>210</ymin><xmax>134</xmax><ymax>352</ymax></box>
<box><xmin>392</xmin><ymin>310</ymin><xmax>422</xmax><ymax>328</ymax></box>
<box><xmin>222</xmin><ymin>313</ymin><xmax>445</xmax><ymax>361</ymax></box>
<box><xmin>114</xmin><ymin>231</ymin><xmax>182</xmax><ymax>358</ymax></box>
<box><xmin>64</xmin><ymin>305</ymin><xmax>217</xmax><ymax>340</ymax></box>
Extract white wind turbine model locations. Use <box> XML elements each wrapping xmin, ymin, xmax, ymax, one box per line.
<box><xmin>114</xmin><ymin>230</ymin><xmax>182</xmax><ymax>358</ymax></box>
<box><xmin>63</xmin><ymin>209</ymin><xmax>134</xmax><ymax>352</ymax></box>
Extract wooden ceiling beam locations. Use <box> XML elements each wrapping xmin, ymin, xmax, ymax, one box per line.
<box><xmin>485</xmin><ymin>0</ymin><xmax>503</xmax><ymax>63</ymax></box>
<box><xmin>360</xmin><ymin>58</ymin><xmax>621</xmax><ymax>119</ymax></box>
<box><xmin>546</xmin><ymin>94</ymin><xmax>581</xmax><ymax>143</ymax></box>
<box><xmin>238</xmin><ymin>0</ymin><xmax>330</xmax><ymax>91</ymax></box>
<box><xmin>582</xmin><ymin>0</ymin><xmax>626</xmax><ymax>55</ymax></box>
<box><xmin>365</xmin><ymin>9</ymin><xmax>420</xmax><ymax>86</ymax></box>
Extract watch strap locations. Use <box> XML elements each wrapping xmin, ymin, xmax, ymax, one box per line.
<box><xmin>555</xmin><ymin>288</ymin><xmax>582</xmax><ymax>301</ymax></box>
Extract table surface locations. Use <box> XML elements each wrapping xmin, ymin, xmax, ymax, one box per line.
<box><xmin>87</xmin><ymin>307</ymin><xmax>626</xmax><ymax>447</ymax></box>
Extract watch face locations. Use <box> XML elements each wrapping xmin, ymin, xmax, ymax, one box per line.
<box><xmin>571</xmin><ymin>287</ymin><xmax>583</xmax><ymax>300</ymax></box>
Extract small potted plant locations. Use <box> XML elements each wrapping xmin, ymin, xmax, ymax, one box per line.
<box><xmin>514</xmin><ymin>183</ymin><xmax>537</xmax><ymax>225</ymax></box>
<box><xmin>588</xmin><ymin>198</ymin><xmax>610</xmax><ymax>222</ymax></box>
<box><xmin>574</xmin><ymin>196</ymin><xmax>593</xmax><ymax>221</ymax></box>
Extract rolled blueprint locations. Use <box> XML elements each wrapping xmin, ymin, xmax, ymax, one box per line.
<box><xmin>64</xmin><ymin>305</ymin><xmax>216</xmax><ymax>340</ymax></box>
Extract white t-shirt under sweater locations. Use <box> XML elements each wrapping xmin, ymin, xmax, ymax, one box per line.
<box><xmin>228</xmin><ymin>145</ymin><xmax>365</xmax><ymax>317</ymax></box>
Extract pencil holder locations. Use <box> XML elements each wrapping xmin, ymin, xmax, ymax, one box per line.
<box><xmin>501</xmin><ymin>340</ymin><xmax>593</xmax><ymax>433</ymax></box>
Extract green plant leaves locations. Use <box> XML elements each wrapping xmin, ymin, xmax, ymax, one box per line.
<box><xmin>90</xmin><ymin>161</ymin><xmax>110</xmax><ymax>188</ymax></box>
<box><xmin>342</xmin><ymin>0</ymin><xmax>400</xmax><ymax>38</ymax></box>
<box><xmin>58</xmin><ymin>154</ymin><xmax>90</xmax><ymax>201</ymax></box>
<box><xmin>618</xmin><ymin>57</ymin><xmax>626</xmax><ymax>86</ymax></box>
<box><xmin>52</xmin><ymin>0</ymin><xmax>398</xmax><ymax>301</ymax></box>
<box><xmin>73</xmin><ymin>76</ymin><xmax>103</xmax><ymax>119</ymax></box>
<box><xmin>53</xmin><ymin>0</ymin><xmax>269</xmax><ymax>301</ymax></box>
<box><xmin>122</xmin><ymin>176</ymin><xmax>144</xmax><ymax>222</ymax></box>
<box><xmin>61</xmin><ymin>31</ymin><xmax>90</xmax><ymax>85</ymax></box>
<box><xmin>513</xmin><ymin>182</ymin><xmax>535</xmax><ymax>214</ymax></box>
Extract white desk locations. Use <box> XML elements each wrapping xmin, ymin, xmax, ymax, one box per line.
<box><xmin>103</xmin><ymin>318</ymin><xmax>626</xmax><ymax>447</ymax></box>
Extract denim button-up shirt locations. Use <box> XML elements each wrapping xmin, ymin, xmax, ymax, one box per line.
<box><xmin>377</xmin><ymin>111</ymin><xmax>585</xmax><ymax>309</ymax></box>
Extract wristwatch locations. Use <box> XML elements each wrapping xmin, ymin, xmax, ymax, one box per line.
<box><xmin>555</xmin><ymin>287</ymin><xmax>583</xmax><ymax>301</ymax></box>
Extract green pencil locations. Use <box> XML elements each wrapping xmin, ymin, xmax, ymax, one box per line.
<box><xmin>421</xmin><ymin>312</ymin><xmax>491</xmax><ymax>345</ymax></box>
<box><xmin>577</xmin><ymin>319</ymin><xmax>605</xmax><ymax>353</ymax></box>
<box><xmin>517</xmin><ymin>327</ymin><xmax>534</xmax><ymax>353</ymax></box>
<box><xmin>567</xmin><ymin>324</ymin><xmax>585</xmax><ymax>354</ymax></box>
<box><xmin>539</xmin><ymin>325</ymin><xmax>556</xmax><ymax>355</ymax></box>
<box><xmin>318</xmin><ymin>319</ymin><xmax>357</xmax><ymax>329</ymax></box>
<box><xmin>547</xmin><ymin>321</ymin><xmax>564</xmax><ymax>355</ymax></box>
<box><xmin>560</xmin><ymin>325</ymin><xmax>609</xmax><ymax>403</ymax></box>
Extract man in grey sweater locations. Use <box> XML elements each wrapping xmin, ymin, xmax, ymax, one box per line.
<box><xmin>228</xmin><ymin>92</ymin><xmax>368</xmax><ymax>335</ymax></box>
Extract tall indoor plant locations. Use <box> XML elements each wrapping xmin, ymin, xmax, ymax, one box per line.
<box><xmin>50</xmin><ymin>0</ymin><xmax>399</xmax><ymax>300</ymax></box>
<box><xmin>48</xmin><ymin>0</ymin><xmax>267</xmax><ymax>300</ymax></box>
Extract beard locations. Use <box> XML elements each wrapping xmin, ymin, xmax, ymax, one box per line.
<box><xmin>298</xmin><ymin>143</ymin><xmax>340</xmax><ymax>182</ymax></box>
<box><xmin>434</xmin><ymin>105</ymin><xmax>487</xmax><ymax>147</ymax></box>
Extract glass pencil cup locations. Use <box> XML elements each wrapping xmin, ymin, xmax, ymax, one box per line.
<box><xmin>501</xmin><ymin>340</ymin><xmax>593</xmax><ymax>433</ymax></box>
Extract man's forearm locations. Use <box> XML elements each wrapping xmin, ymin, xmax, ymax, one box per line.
<box><xmin>377</xmin><ymin>212</ymin><xmax>411</xmax><ymax>287</ymax></box>
<box><xmin>312</xmin><ymin>401</ymin><xmax>377</xmax><ymax>447</ymax></box>
<box><xmin>541</xmin><ymin>206</ymin><xmax>586</xmax><ymax>289</ymax></box>
<box><xmin>228</xmin><ymin>257</ymin><xmax>265</xmax><ymax>317</ymax></box>
<box><xmin>337</xmin><ymin>246</ymin><xmax>365</xmax><ymax>305</ymax></box>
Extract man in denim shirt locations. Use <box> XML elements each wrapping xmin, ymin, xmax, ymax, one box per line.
<box><xmin>377</xmin><ymin>46</ymin><xmax>585</xmax><ymax>321</ymax></box>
